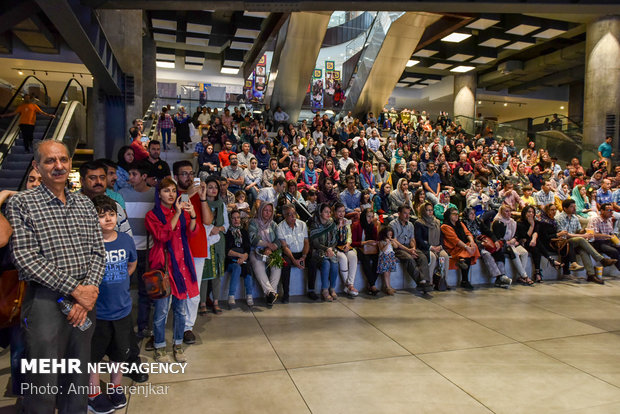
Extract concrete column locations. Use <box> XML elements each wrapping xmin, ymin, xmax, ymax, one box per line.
<box><xmin>97</xmin><ymin>9</ymin><xmax>144</xmax><ymax>129</ymax></box>
<box><xmin>583</xmin><ymin>16</ymin><xmax>620</xmax><ymax>165</ymax></box>
<box><xmin>453</xmin><ymin>73</ymin><xmax>477</xmax><ymax>135</ymax></box>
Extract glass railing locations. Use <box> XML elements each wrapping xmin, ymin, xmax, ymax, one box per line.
<box><xmin>454</xmin><ymin>114</ymin><xmax>583</xmax><ymax>163</ymax></box>
<box><xmin>528</xmin><ymin>114</ymin><xmax>583</xmax><ymax>138</ymax></box>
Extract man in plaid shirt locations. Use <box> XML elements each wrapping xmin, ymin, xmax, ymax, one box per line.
<box><xmin>6</xmin><ymin>141</ymin><xmax>105</xmax><ymax>413</ymax></box>
<box><xmin>588</xmin><ymin>203</ymin><xmax>620</xmax><ymax>271</ymax></box>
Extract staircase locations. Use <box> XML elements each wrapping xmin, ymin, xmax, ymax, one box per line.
<box><xmin>0</xmin><ymin>107</ymin><xmax>53</xmax><ymax>190</ymax></box>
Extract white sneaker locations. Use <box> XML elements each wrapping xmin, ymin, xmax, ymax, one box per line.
<box><xmin>228</xmin><ymin>295</ymin><xmax>236</xmax><ymax>306</ymax></box>
<box><xmin>246</xmin><ymin>295</ymin><xmax>254</xmax><ymax>307</ymax></box>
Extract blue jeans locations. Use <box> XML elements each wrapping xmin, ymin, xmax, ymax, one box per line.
<box><xmin>319</xmin><ymin>258</ymin><xmax>338</xmax><ymax>290</ymax></box>
<box><xmin>227</xmin><ymin>263</ymin><xmax>252</xmax><ymax>296</ymax></box>
<box><xmin>161</xmin><ymin>128</ymin><xmax>171</xmax><ymax>148</ymax></box>
<box><xmin>153</xmin><ymin>295</ymin><xmax>186</xmax><ymax>349</ymax></box>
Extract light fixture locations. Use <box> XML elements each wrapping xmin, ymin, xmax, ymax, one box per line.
<box><xmin>18</xmin><ymin>70</ymin><xmax>23</xmax><ymax>75</ymax></box>
<box><xmin>503</xmin><ymin>103</ymin><xmax>508</xmax><ymax>107</ymax></box>
<box><xmin>560</xmin><ymin>106</ymin><xmax>565</xmax><ymax>110</ymax></box>
<box><xmin>478</xmin><ymin>101</ymin><xmax>482</xmax><ymax>105</ymax></box>
<box><xmin>450</xmin><ymin>66</ymin><xmax>475</xmax><ymax>73</ymax></box>
<box><xmin>441</xmin><ymin>32</ymin><xmax>472</xmax><ymax>43</ymax></box>
<box><xmin>406</xmin><ymin>60</ymin><xmax>420</xmax><ymax>67</ymax></box>
<box><xmin>156</xmin><ymin>61</ymin><xmax>175</xmax><ymax>68</ymax></box>
<box><xmin>220</xmin><ymin>67</ymin><xmax>239</xmax><ymax>75</ymax></box>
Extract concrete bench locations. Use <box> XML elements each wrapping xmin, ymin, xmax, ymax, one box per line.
<box><xmin>217</xmin><ymin>254</ymin><xmax>620</xmax><ymax>300</ymax></box>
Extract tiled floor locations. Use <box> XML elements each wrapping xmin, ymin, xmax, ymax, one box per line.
<box><xmin>3</xmin><ymin>279</ymin><xmax>620</xmax><ymax>413</ymax></box>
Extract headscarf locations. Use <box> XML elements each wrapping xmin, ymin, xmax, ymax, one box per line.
<box><xmin>309</xmin><ymin>203</ymin><xmax>337</xmax><ymax>244</ymax></box>
<box><xmin>556</xmin><ymin>185</ymin><xmax>569</xmax><ymax>201</ymax></box>
<box><xmin>256</xmin><ymin>145</ymin><xmax>271</xmax><ymax>170</ymax></box>
<box><xmin>538</xmin><ymin>207</ymin><xmax>558</xmax><ymax>231</ymax></box>
<box><xmin>462</xmin><ymin>207</ymin><xmax>482</xmax><ymax>237</ymax></box>
<box><xmin>360</xmin><ymin>161</ymin><xmax>375</xmax><ymax>189</ymax></box>
<box><xmin>229</xmin><ymin>216</ymin><xmax>243</xmax><ymax>247</ymax></box>
<box><xmin>304</xmin><ymin>161</ymin><xmax>317</xmax><ymax>186</ymax></box>
<box><xmin>152</xmin><ymin>185</ymin><xmax>197</xmax><ymax>294</ymax></box>
<box><xmin>375</xmin><ymin>183</ymin><xmax>390</xmax><ymax>212</ymax></box>
<box><xmin>572</xmin><ymin>185</ymin><xmax>589</xmax><ymax>217</ymax></box>
<box><xmin>255</xmin><ymin>202</ymin><xmax>274</xmax><ymax>243</ymax></box>
<box><xmin>117</xmin><ymin>145</ymin><xmax>133</xmax><ymax>171</ymax></box>
<box><xmin>493</xmin><ymin>206</ymin><xmax>517</xmax><ymax>240</ymax></box>
<box><xmin>419</xmin><ymin>203</ymin><xmax>441</xmax><ymax>246</ymax></box>
<box><xmin>245</xmin><ymin>162</ymin><xmax>263</xmax><ymax>182</ymax></box>
<box><xmin>389</xmin><ymin>178</ymin><xmax>412</xmax><ymax>208</ymax></box>
<box><xmin>442</xmin><ymin>207</ymin><xmax>469</xmax><ymax>243</ymax></box>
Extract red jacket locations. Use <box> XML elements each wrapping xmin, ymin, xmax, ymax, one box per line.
<box><xmin>351</xmin><ymin>220</ymin><xmax>378</xmax><ymax>248</ymax></box>
<box><xmin>131</xmin><ymin>139</ymin><xmax>149</xmax><ymax>161</ymax></box>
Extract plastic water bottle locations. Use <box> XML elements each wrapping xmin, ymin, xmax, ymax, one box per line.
<box><xmin>57</xmin><ymin>298</ymin><xmax>92</xmax><ymax>331</ymax></box>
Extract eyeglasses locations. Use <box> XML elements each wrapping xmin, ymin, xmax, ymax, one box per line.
<box><xmin>178</xmin><ymin>172</ymin><xmax>195</xmax><ymax>177</ymax></box>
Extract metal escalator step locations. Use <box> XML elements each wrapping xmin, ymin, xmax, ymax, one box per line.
<box><xmin>0</xmin><ymin>178</ymin><xmax>21</xmax><ymax>191</ymax></box>
<box><xmin>2</xmin><ymin>161</ymin><xmax>31</xmax><ymax>170</ymax></box>
<box><xmin>0</xmin><ymin>169</ymin><xmax>25</xmax><ymax>178</ymax></box>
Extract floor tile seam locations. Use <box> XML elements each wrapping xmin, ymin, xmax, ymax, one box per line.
<box><xmin>339</xmin><ymin>299</ymin><xmax>500</xmax><ymax>413</ymax></box>
<box><xmin>250</xmin><ymin>308</ymin><xmax>314</xmax><ymax>413</ymax></box>
<box><xmin>411</xmin><ymin>354</ymin><xmax>498</xmax><ymax>413</ymax></box>
<box><xmin>286</xmin><ymin>354</ymin><xmax>414</xmax><ymax>371</ymax></box>
<box><xmin>517</xmin><ymin>340</ymin><xmax>620</xmax><ymax>390</ymax></box>
<box><xmin>413</xmin><ymin>341</ymin><xmax>519</xmax><ymax>357</ymax></box>
<box><xmin>523</xmin><ymin>330</ymin><xmax>614</xmax><ymax>345</ymax></box>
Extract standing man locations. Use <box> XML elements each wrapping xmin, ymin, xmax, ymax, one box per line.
<box><xmin>118</xmin><ymin>162</ymin><xmax>156</xmax><ymax>346</ymax></box>
<box><xmin>277</xmin><ymin>204</ymin><xmax>310</xmax><ymax>303</ymax></box>
<box><xmin>389</xmin><ymin>205</ymin><xmax>433</xmax><ymax>293</ymax></box>
<box><xmin>0</xmin><ymin>94</ymin><xmax>55</xmax><ymax>152</ymax></box>
<box><xmin>173</xmin><ymin>161</ymin><xmax>213</xmax><ymax>344</ymax></box>
<box><xmin>598</xmin><ymin>136</ymin><xmax>614</xmax><ymax>174</ymax></box>
<box><xmin>6</xmin><ymin>141</ymin><xmax>105</xmax><ymax>412</ymax></box>
<box><xmin>146</xmin><ymin>140</ymin><xmax>171</xmax><ymax>184</ymax></box>
<box><xmin>273</xmin><ymin>106</ymin><xmax>290</xmax><ymax>131</ymax></box>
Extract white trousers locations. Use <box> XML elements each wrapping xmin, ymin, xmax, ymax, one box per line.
<box><xmin>337</xmin><ymin>249</ymin><xmax>358</xmax><ymax>286</ymax></box>
<box><xmin>184</xmin><ymin>257</ymin><xmax>205</xmax><ymax>331</ymax></box>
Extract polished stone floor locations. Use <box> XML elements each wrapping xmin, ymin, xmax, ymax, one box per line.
<box><xmin>3</xmin><ymin>279</ymin><xmax>620</xmax><ymax>413</ymax></box>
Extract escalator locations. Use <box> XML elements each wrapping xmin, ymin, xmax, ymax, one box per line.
<box><xmin>0</xmin><ymin>78</ymin><xmax>87</xmax><ymax>190</ymax></box>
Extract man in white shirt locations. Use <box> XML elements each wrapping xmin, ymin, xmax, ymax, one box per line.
<box><xmin>367</xmin><ymin>129</ymin><xmax>381</xmax><ymax>153</ymax></box>
<box><xmin>236</xmin><ymin>142</ymin><xmax>256</xmax><ymax>169</ymax></box>
<box><xmin>257</xmin><ymin>176</ymin><xmax>286</xmax><ymax>208</ymax></box>
<box><xmin>273</xmin><ymin>106</ymin><xmax>290</xmax><ymax>130</ymax></box>
<box><xmin>339</xmin><ymin>148</ymin><xmax>354</xmax><ymax>173</ymax></box>
<box><xmin>343</xmin><ymin>111</ymin><xmax>354</xmax><ymax>126</ymax></box>
<box><xmin>277</xmin><ymin>204</ymin><xmax>310</xmax><ymax>303</ymax></box>
<box><xmin>197</xmin><ymin>107</ymin><xmax>211</xmax><ymax>135</ymax></box>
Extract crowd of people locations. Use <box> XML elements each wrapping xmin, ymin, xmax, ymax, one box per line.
<box><xmin>1</xmin><ymin>104</ymin><xmax>620</xmax><ymax>413</ymax></box>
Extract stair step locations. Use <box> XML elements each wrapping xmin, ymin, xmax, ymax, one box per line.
<box><xmin>0</xmin><ymin>177</ymin><xmax>21</xmax><ymax>191</ymax></box>
<box><xmin>0</xmin><ymin>169</ymin><xmax>25</xmax><ymax>178</ymax></box>
<box><xmin>2</xmin><ymin>161</ymin><xmax>31</xmax><ymax>170</ymax></box>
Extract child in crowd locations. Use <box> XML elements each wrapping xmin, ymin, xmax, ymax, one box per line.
<box><xmin>520</xmin><ymin>185</ymin><xmax>535</xmax><ymax>207</ymax></box>
<box><xmin>88</xmin><ymin>195</ymin><xmax>137</xmax><ymax>414</ymax></box>
<box><xmin>377</xmin><ymin>226</ymin><xmax>398</xmax><ymax>295</ymax></box>
<box><xmin>305</xmin><ymin>189</ymin><xmax>318</xmax><ymax>215</ymax></box>
<box><xmin>234</xmin><ymin>190</ymin><xmax>251</xmax><ymax>223</ymax></box>
<box><xmin>360</xmin><ymin>189</ymin><xmax>372</xmax><ymax>211</ymax></box>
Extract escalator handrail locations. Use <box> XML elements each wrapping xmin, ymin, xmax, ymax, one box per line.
<box><xmin>1</xmin><ymin>75</ymin><xmax>49</xmax><ymax>114</ymax></box>
<box><xmin>42</xmin><ymin>78</ymin><xmax>86</xmax><ymax>141</ymax></box>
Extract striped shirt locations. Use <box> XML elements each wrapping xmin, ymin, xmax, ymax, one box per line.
<box><xmin>118</xmin><ymin>187</ymin><xmax>155</xmax><ymax>250</ymax></box>
<box><xmin>6</xmin><ymin>184</ymin><xmax>105</xmax><ymax>296</ymax></box>
<box><xmin>588</xmin><ymin>215</ymin><xmax>614</xmax><ymax>235</ymax></box>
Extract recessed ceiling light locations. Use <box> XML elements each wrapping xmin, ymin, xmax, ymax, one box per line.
<box><xmin>478</xmin><ymin>101</ymin><xmax>482</xmax><ymax>104</ymax></box>
<box><xmin>441</xmin><ymin>32</ymin><xmax>472</xmax><ymax>43</ymax></box>
<box><xmin>396</xmin><ymin>82</ymin><xmax>408</xmax><ymax>87</ymax></box>
<box><xmin>230</xmin><ymin>41</ymin><xmax>253</xmax><ymax>50</ymax></box>
<box><xmin>503</xmin><ymin>103</ymin><xmax>508</xmax><ymax>107</ymax></box>
<box><xmin>424</xmin><ymin>79</ymin><xmax>441</xmax><ymax>85</ymax></box>
<box><xmin>430</xmin><ymin>63</ymin><xmax>452</xmax><ymax>70</ymax></box>
<box><xmin>401</xmin><ymin>77</ymin><xmax>421</xmax><ymax>82</ymax></box>
<box><xmin>409</xmin><ymin>84</ymin><xmax>427</xmax><ymax>89</ymax></box>
<box><xmin>560</xmin><ymin>106</ymin><xmax>565</xmax><ymax>110</ymax></box>
<box><xmin>448</xmin><ymin>54</ymin><xmax>474</xmax><ymax>62</ymax></box>
<box><xmin>17</xmin><ymin>70</ymin><xmax>23</xmax><ymax>75</ymax></box>
<box><xmin>505</xmin><ymin>24</ymin><xmax>539</xmax><ymax>36</ymax></box>
<box><xmin>406</xmin><ymin>60</ymin><xmax>420</xmax><ymax>67</ymax></box>
<box><xmin>466</xmin><ymin>18</ymin><xmax>500</xmax><ymax>30</ymax></box>
<box><xmin>470</xmin><ymin>56</ymin><xmax>495</xmax><ymax>64</ymax></box>
<box><xmin>504</xmin><ymin>41</ymin><xmax>535</xmax><ymax>50</ymax></box>
<box><xmin>413</xmin><ymin>49</ymin><xmax>438</xmax><ymax>57</ymax></box>
<box><xmin>450</xmin><ymin>66</ymin><xmax>475</xmax><ymax>73</ymax></box>
<box><xmin>156</xmin><ymin>61</ymin><xmax>175</xmax><ymax>68</ymax></box>
<box><xmin>478</xmin><ymin>38</ymin><xmax>510</xmax><ymax>48</ymax></box>
<box><xmin>221</xmin><ymin>67</ymin><xmax>239</xmax><ymax>75</ymax></box>
<box><xmin>533</xmin><ymin>28</ymin><xmax>566</xmax><ymax>39</ymax></box>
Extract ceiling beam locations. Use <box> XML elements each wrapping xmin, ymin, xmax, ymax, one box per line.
<box><xmin>0</xmin><ymin>0</ymin><xmax>39</xmax><ymax>35</ymax></box>
<box><xmin>241</xmin><ymin>12</ymin><xmax>288</xmax><ymax>79</ymax></box>
<box><xmin>84</xmin><ymin>0</ymin><xmax>620</xmax><ymax>14</ymax></box>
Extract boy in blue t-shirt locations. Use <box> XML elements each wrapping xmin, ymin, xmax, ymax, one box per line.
<box><xmin>88</xmin><ymin>195</ymin><xmax>137</xmax><ymax>414</ymax></box>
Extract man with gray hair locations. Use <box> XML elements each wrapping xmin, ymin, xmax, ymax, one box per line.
<box><xmin>6</xmin><ymin>140</ymin><xmax>105</xmax><ymax>412</ymax></box>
